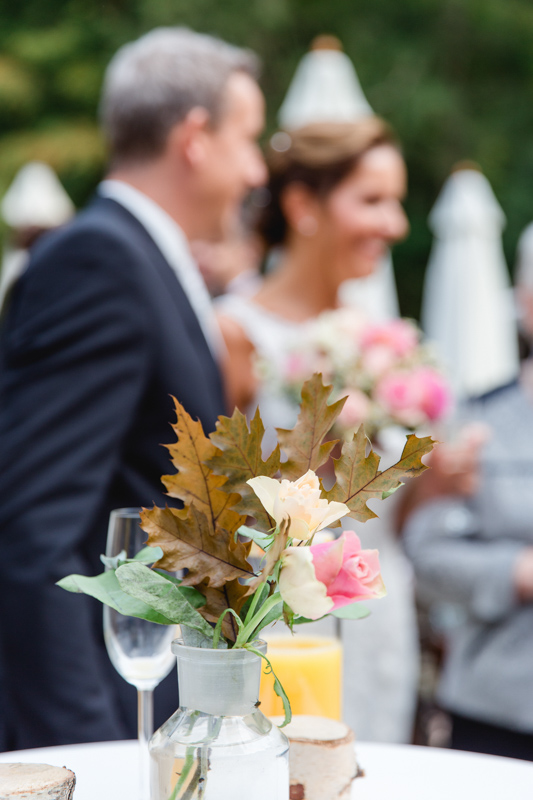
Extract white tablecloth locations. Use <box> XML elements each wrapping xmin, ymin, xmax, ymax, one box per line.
<box><xmin>1</xmin><ymin>739</ymin><xmax>532</xmax><ymax>798</ymax></box>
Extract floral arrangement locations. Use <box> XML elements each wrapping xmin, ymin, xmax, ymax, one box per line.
<box><xmin>258</xmin><ymin>310</ymin><xmax>452</xmax><ymax>441</ymax></box>
<box><xmin>59</xmin><ymin>374</ymin><xmax>435</xmax><ymax>724</ymax></box>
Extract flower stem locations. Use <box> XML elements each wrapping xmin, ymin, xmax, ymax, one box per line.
<box><xmin>236</xmin><ymin>592</ymin><xmax>283</xmax><ymax>646</ymax></box>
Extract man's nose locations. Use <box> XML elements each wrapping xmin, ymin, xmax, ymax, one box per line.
<box><xmin>247</xmin><ymin>150</ymin><xmax>268</xmax><ymax>189</ymax></box>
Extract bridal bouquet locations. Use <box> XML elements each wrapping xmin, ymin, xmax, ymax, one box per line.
<box><xmin>259</xmin><ymin>310</ymin><xmax>451</xmax><ymax>441</ymax></box>
<box><xmin>59</xmin><ymin>374</ymin><xmax>435</xmax><ymax>723</ymax></box>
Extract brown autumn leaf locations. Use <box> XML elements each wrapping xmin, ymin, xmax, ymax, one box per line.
<box><xmin>325</xmin><ymin>429</ymin><xmax>436</xmax><ymax>522</ymax></box>
<box><xmin>207</xmin><ymin>406</ymin><xmax>281</xmax><ymax>529</ymax></box>
<box><xmin>198</xmin><ymin>578</ymin><xmax>251</xmax><ymax>642</ymax></box>
<box><xmin>277</xmin><ymin>374</ymin><xmax>346</xmax><ymax>481</ymax></box>
<box><xmin>140</xmin><ymin>505</ymin><xmax>253</xmax><ymax>586</ymax></box>
<box><xmin>163</xmin><ymin>397</ymin><xmax>243</xmax><ymax>537</ymax></box>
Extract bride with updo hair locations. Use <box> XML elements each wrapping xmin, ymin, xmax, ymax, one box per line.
<box><xmin>217</xmin><ymin>114</ymin><xmax>419</xmax><ymax>744</ymax></box>
<box><xmin>218</xmin><ymin>116</ymin><xmax>408</xmax><ymax>417</ymax></box>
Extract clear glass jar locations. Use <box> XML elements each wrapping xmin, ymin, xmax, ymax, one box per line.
<box><xmin>149</xmin><ymin>639</ymin><xmax>289</xmax><ymax>799</ymax></box>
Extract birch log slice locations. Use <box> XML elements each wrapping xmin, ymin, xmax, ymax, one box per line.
<box><xmin>0</xmin><ymin>764</ymin><xmax>76</xmax><ymax>799</ymax></box>
<box><xmin>271</xmin><ymin>715</ymin><xmax>360</xmax><ymax>800</ymax></box>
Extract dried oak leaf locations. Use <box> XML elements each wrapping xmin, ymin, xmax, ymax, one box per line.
<box><xmin>207</xmin><ymin>406</ymin><xmax>281</xmax><ymax>529</ymax></box>
<box><xmin>163</xmin><ymin>397</ymin><xmax>244</xmax><ymax>537</ymax></box>
<box><xmin>198</xmin><ymin>577</ymin><xmax>251</xmax><ymax>642</ymax></box>
<box><xmin>325</xmin><ymin>427</ymin><xmax>436</xmax><ymax>522</ymax></box>
<box><xmin>277</xmin><ymin>374</ymin><xmax>346</xmax><ymax>481</ymax></box>
<box><xmin>140</xmin><ymin>504</ymin><xmax>254</xmax><ymax>587</ymax></box>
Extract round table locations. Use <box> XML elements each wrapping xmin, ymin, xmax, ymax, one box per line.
<box><xmin>1</xmin><ymin>739</ymin><xmax>532</xmax><ymax>798</ymax></box>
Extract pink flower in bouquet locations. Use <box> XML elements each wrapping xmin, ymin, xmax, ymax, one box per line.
<box><xmin>361</xmin><ymin>319</ymin><xmax>419</xmax><ymax>358</ymax></box>
<box><xmin>360</xmin><ymin>320</ymin><xmax>419</xmax><ymax>377</ymax></box>
<box><xmin>278</xmin><ymin>531</ymin><xmax>386</xmax><ymax>620</ymax></box>
<box><xmin>414</xmin><ymin>367</ymin><xmax>451</xmax><ymax>420</ymax></box>
<box><xmin>375</xmin><ymin>367</ymin><xmax>451</xmax><ymax>427</ymax></box>
<box><xmin>337</xmin><ymin>389</ymin><xmax>371</xmax><ymax>430</ymax></box>
<box><xmin>284</xmin><ymin>352</ymin><xmax>313</xmax><ymax>384</ymax></box>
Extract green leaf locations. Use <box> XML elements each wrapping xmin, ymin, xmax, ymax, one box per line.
<box><xmin>277</xmin><ymin>374</ymin><xmax>346</xmax><ymax>480</ymax></box>
<box><xmin>153</xmin><ymin>571</ymin><xmax>206</xmax><ymax>609</ymax></box>
<box><xmin>133</xmin><ymin>545</ymin><xmax>164</xmax><ymax>563</ymax></box>
<box><xmin>248</xmin><ymin>600</ymin><xmax>284</xmax><ymax>639</ymax></box>
<box><xmin>245</xmin><ymin>645</ymin><xmax>292</xmax><ymax>727</ymax></box>
<box><xmin>115</xmin><ymin>562</ymin><xmax>214</xmax><ymax>638</ymax></box>
<box><xmin>237</xmin><ymin>525</ymin><xmax>274</xmax><ymax>548</ymax></box>
<box><xmin>99</xmin><ymin>545</ymin><xmax>164</xmax><ymax>571</ymax></box>
<box><xmin>56</xmin><ymin>570</ymin><xmax>175</xmax><ymax>625</ymax></box>
<box><xmin>332</xmin><ymin>602</ymin><xmax>370</xmax><ymax>620</ymax></box>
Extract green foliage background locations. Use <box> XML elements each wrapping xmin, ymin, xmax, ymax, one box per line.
<box><xmin>2</xmin><ymin>0</ymin><xmax>533</xmax><ymax>316</ymax></box>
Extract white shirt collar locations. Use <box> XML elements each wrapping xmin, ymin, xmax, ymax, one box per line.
<box><xmin>98</xmin><ymin>179</ymin><xmax>222</xmax><ymax>359</ymax></box>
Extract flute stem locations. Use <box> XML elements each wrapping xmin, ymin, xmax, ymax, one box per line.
<box><xmin>138</xmin><ymin>689</ymin><xmax>154</xmax><ymax>800</ymax></box>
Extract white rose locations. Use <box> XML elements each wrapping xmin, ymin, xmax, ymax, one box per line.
<box><xmin>247</xmin><ymin>469</ymin><xmax>349</xmax><ymax>540</ymax></box>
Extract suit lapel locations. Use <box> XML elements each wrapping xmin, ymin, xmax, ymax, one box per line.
<box><xmin>94</xmin><ymin>197</ymin><xmax>220</xmax><ymax>375</ymax></box>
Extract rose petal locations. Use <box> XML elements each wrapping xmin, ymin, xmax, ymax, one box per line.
<box><xmin>310</xmin><ymin>537</ymin><xmax>344</xmax><ymax>587</ymax></box>
<box><xmin>247</xmin><ymin>476</ymin><xmax>280</xmax><ymax>523</ymax></box>
<box><xmin>279</xmin><ymin>547</ymin><xmax>334</xmax><ymax>620</ymax></box>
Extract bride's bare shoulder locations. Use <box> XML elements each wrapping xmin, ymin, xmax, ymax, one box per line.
<box><xmin>217</xmin><ymin>309</ymin><xmax>253</xmax><ymax>352</ymax></box>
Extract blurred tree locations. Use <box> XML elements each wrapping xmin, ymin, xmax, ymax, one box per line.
<box><xmin>1</xmin><ymin>0</ymin><xmax>533</xmax><ymax>316</ymax></box>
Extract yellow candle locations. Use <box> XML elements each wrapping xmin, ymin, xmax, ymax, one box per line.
<box><xmin>259</xmin><ymin>634</ymin><xmax>342</xmax><ymax>720</ymax></box>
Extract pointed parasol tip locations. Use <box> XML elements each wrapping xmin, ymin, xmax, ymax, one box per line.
<box><xmin>451</xmin><ymin>159</ymin><xmax>482</xmax><ymax>174</ymax></box>
<box><xmin>310</xmin><ymin>34</ymin><xmax>343</xmax><ymax>52</ymax></box>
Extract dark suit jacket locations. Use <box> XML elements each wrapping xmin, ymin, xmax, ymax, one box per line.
<box><xmin>0</xmin><ymin>196</ymin><xmax>226</xmax><ymax>749</ymax></box>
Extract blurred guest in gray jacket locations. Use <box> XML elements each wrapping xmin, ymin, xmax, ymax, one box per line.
<box><xmin>403</xmin><ymin>246</ymin><xmax>533</xmax><ymax>760</ymax></box>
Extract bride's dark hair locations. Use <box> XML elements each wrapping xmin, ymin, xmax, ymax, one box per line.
<box><xmin>257</xmin><ymin>117</ymin><xmax>398</xmax><ymax>246</ymax></box>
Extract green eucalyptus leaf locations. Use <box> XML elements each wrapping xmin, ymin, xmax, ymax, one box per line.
<box><xmin>152</xmin><ymin>570</ymin><xmax>206</xmax><ymax>609</ymax></box>
<box><xmin>331</xmin><ymin>602</ymin><xmax>370</xmax><ymax>620</ymax></box>
<box><xmin>99</xmin><ymin>550</ymin><xmax>127</xmax><ymax>570</ymax></box>
<box><xmin>133</xmin><ymin>545</ymin><xmax>164</xmax><ymax>563</ymax></box>
<box><xmin>237</xmin><ymin>525</ymin><xmax>274</xmax><ymax>548</ymax></box>
<box><xmin>115</xmin><ymin>562</ymin><xmax>213</xmax><ymax>638</ymax></box>
<box><xmin>56</xmin><ymin>570</ymin><xmax>175</xmax><ymax>625</ymax></box>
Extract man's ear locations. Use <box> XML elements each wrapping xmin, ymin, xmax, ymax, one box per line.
<box><xmin>167</xmin><ymin>107</ymin><xmax>211</xmax><ymax>167</ymax></box>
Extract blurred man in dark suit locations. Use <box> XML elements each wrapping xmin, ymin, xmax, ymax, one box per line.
<box><xmin>0</xmin><ymin>27</ymin><xmax>266</xmax><ymax>749</ymax></box>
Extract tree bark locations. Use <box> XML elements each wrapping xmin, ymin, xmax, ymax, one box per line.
<box><xmin>0</xmin><ymin>764</ymin><xmax>75</xmax><ymax>799</ymax></box>
<box><xmin>271</xmin><ymin>715</ymin><xmax>361</xmax><ymax>800</ymax></box>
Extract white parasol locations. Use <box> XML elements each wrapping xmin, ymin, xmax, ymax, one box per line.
<box><xmin>421</xmin><ymin>166</ymin><xmax>519</xmax><ymax>397</ymax></box>
<box><xmin>1</xmin><ymin>162</ymin><xmax>75</xmax><ymax>308</ymax></box>
<box><xmin>278</xmin><ymin>36</ymin><xmax>373</xmax><ymax>130</ymax></box>
<box><xmin>1</xmin><ymin>161</ymin><xmax>75</xmax><ymax>229</ymax></box>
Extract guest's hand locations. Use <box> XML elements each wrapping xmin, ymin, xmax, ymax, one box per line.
<box><xmin>396</xmin><ymin>423</ymin><xmax>490</xmax><ymax>533</ymax></box>
<box><xmin>514</xmin><ymin>547</ymin><xmax>533</xmax><ymax>602</ymax></box>
<box><xmin>422</xmin><ymin>423</ymin><xmax>491</xmax><ymax>498</ymax></box>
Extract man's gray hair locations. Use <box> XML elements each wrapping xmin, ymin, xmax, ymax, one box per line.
<box><xmin>100</xmin><ymin>27</ymin><xmax>259</xmax><ymax>164</ymax></box>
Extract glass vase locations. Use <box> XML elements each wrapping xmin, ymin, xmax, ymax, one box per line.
<box><xmin>149</xmin><ymin>639</ymin><xmax>289</xmax><ymax>800</ymax></box>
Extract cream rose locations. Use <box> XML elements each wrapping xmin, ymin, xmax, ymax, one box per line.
<box><xmin>247</xmin><ymin>470</ymin><xmax>349</xmax><ymax>540</ymax></box>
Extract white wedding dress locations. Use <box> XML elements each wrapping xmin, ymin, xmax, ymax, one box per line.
<box><xmin>217</xmin><ymin>293</ymin><xmax>420</xmax><ymax>743</ymax></box>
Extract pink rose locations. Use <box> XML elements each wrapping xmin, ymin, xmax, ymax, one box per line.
<box><xmin>414</xmin><ymin>367</ymin><xmax>451</xmax><ymax>420</ymax></box>
<box><xmin>375</xmin><ymin>367</ymin><xmax>451</xmax><ymax>427</ymax></box>
<box><xmin>360</xmin><ymin>320</ymin><xmax>419</xmax><ymax>358</ymax></box>
<box><xmin>337</xmin><ymin>389</ymin><xmax>371</xmax><ymax>429</ymax></box>
<box><xmin>278</xmin><ymin>531</ymin><xmax>386</xmax><ymax>620</ymax></box>
<box><xmin>284</xmin><ymin>353</ymin><xmax>312</xmax><ymax>383</ymax></box>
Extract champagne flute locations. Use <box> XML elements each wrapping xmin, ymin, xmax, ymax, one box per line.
<box><xmin>103</xmin><ymin>507</ymin><xmax>177</xmax><ymax>800</ymax></box>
